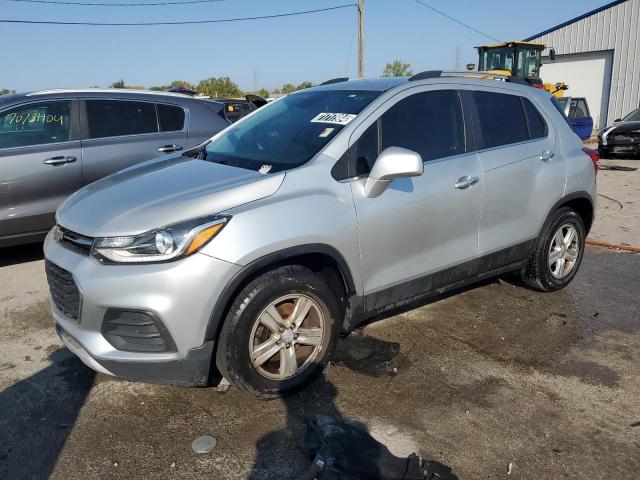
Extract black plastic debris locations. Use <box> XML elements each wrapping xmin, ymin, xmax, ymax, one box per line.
<box><xmin>297</xmin><ymin>415</ymin><xmax>458</xmax><ymax>480</ymax></box>
<box><xmin>598</xmin><ymin>165</ymin><xmax>637</xmax><ymax>171</ymax></box>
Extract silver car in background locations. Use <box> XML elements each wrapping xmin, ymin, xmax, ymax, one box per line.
<box><xmin>0</xmin><ymin>89</ymin><xmax>229</xmax><ymax>247</ymax></box>
<box><xmin>44</xmin><ymin>74</ymin><xmax>597</xmax><ymax>397</ymax></box>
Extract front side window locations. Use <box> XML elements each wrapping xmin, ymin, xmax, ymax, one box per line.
<box><xmin>0</xmin><ymin>101</ymin><xmax>72</xmax><ymax>149</ymax></box>
<box><xmin>204</xmin><ymin>90</ymin><xmax>380</xmax><ymax>172</ymax></box>
<box><xmin>474</xmin><ymin>91</ymin><xmax>529</xmax><ymax>148</ymax></box>
<box><xmin>515</xmin><ymin>48</ymin><xmax>542</xmax><ymax>77</ymax></box>
<box><xmin>86</xmin><ymin>100</ymin><xmax>157</xmax><ymax>139</ymax></box>
<box><xmin>569</xmin><ymin>99</ymin><xmax>589</xmax><ymax>119</ymax></box>
<box><xmin>157</xmin><ymin>104</ymin><xmax>185</xmax><ymax>132</ymax></box>
<box><xmin>380</xmin><ymin>90</ymin><xmax>465</xmax><ymax>163</ymax></box>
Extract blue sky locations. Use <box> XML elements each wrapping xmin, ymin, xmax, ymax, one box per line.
<box><xmin>1</xmin><ymin>0</ymin><xmax>609</xmax><ymax>91</ymax></box>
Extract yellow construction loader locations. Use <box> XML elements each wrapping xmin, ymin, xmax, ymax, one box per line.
<box><xmin>476</xmin><ymin>41</ymin><xmax>568</xmax><ymax>98</ymax></box>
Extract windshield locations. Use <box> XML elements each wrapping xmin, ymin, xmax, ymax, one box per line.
<box><xmin>480</xmin><ymin>47</ymin><xmax>514</xmax><ymax>72</ymax></box>
<box><xmin>203</xmin><ymin>90</ymin><xmax>381</xmax><ymax>172</ymax></box>
<box><xmin>622</xmin><ymin>108</ymin><xmax>640</xmax><ymax>122</ymax></box>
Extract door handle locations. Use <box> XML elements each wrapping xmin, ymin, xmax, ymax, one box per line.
<box><xmin>43</xmin><ymin>156</ymin><xmax>77</xmax><ymax>166</ymax></box>
<box><xmin>539</xmin><ymin>150</ymin><xmax>554</xmax><ymax>161</ymax></box>
<box><xmin>454</xmin><ymin>175</ymin><xmax>479</xmax><ymax>190</ymax></box>
<box><xmin>157</xmin><ymin>145</ymin><xmax>184</xmax><ymax>153</ymax></box>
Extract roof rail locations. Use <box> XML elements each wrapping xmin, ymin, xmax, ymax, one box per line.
<box><xmin>409</xmin><ymin>70</ymin><xmax>518</xmax><ymax>82</ymax></box>
<box><xmin>319</xmin><ymin>77</ymin><xmax>349</xmax><ymax>86</ymax></box>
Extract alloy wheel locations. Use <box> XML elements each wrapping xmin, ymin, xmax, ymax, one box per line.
<box><xmin>249</xmin><ymin>294</ymin><xmax>325</xmax><ymax>380</ymax></box>
<box><xmin>548</xmin><ymin>223</ymin><xmax>580</xmax><ymax>279</ymax></box>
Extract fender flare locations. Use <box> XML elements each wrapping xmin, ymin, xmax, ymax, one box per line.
<box><xmin>543</xmin><ymin>191</ymin><xmax>595</xmax><ymax>234</ymax></box>
<box><xmin>204</xmin><ymin>244</ymin><xmax>357</xmax><ymax>341</ymax></box>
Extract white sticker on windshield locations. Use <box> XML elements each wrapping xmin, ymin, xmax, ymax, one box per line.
<box><xmin>310</xmin><ymin>112</ymin><xmax>357</xmax><ymax>125</ymax></box>
<box><xmin>259</xmin><ymin>164</ymin><xmax>272</xmax><ymax>175</ymax></box>
<box><xmin>319</xmin><ymin>127</ymin><xmax>335</xmax><ymax>138</ymax></box>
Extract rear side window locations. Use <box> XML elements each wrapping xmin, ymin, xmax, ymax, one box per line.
<box><xmin>0</xmin><ymin>100</ymin><xmax>72</xmax><ymax>149</ymax></box>
<box><xmin>381</xmin><ymin>90</ymin><xmax>465</xmax><ymax>162</ymax></box>
<box><xmin>86</xmin><ymin>100</ymin><xmax>157</xmax><ymax>139</ymax></box>
<box><xmin>157</xmin><ymin>104</ymin><xmax>185</xmax><ymax>132</ymax></box>
<box><xmin>474</xmin><ymin>91</ymin><xmax>529</xmax><ymax>148</ymax></box>
<box><xmin>522</xmin><ymin>98</ymin><xmax>548</xmax><ymax>139</ymax></box>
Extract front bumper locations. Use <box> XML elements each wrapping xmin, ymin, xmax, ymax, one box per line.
<box><xmin>44</xmin><ymin>229</ymin><xmax>241</xmax><ymax>386</ymax></box>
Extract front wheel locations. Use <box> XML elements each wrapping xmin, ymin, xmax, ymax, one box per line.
<box><xmin>216</xmin><ymin>265</ymin><xmax>340</xmax><ymax>398</ymax></box>
<box><xmin>522</xmin><ymin>207</ymin><xmax>586</xmax><ymax>292</ymax></box>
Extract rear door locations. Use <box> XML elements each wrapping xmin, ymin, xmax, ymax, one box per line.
<box><xmin>0</xmin><ymin>99</ymin><xmax>82</xmax><ymax>238</ymax></box>
<box><xmin>79</xmin><ymin>99</ymin><xmax>187</xmax><ymax>185</ymax></box>
<box><xmin>472</xmin><ymin>90</ymin><xmax>564</xmax><ymax>262</ymax></box>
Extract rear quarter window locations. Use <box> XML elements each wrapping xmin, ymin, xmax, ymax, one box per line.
<box><xmin>522</xmin><ymin>98</ymin><xmax>548</xmax><ymax>139</ymax></box>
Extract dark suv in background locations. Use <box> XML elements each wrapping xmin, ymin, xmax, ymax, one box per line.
<box><xmin>0</xmin><ymin>89</ymin><xmax>230</xmax><ymax>247</ymax></box>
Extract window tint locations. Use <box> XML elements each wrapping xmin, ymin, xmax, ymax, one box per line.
<box><xmin>157</xmin><ymin>104</ymin><xmax>185</xmax><ymax>132</ymax></box>
<box><xmin>474</xmin><ymin>91</ymin><xmax>528</xmax><ymax>148</ymax></box>
<box><xmin>0</xmin><ymin>101</ymin><xmax>72</xmax><ymax>149</ymax></box>
<box><xmin>522</xmin><ymin>98</ymin><xmax>547</xmax><ymax>139</ymax></box>
<box><xmin>86</xmin><ymin>100</ymin><xmax>157</xmax><ymax>139</ymax></box>
<box><xmin>380</xmin><ymin>90</ymin><xmax>465</xmax><ymax>162</ymax></box>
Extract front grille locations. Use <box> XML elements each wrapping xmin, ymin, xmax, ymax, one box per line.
<box><xmin>58</xmin><ymin>227</ymin><xmax>93</xmax><ymax>255</ymax></box>
<box><xmin>45</xmin><ymin>260</ymin><xmax>81</xmax><ymax>321</ymax></box>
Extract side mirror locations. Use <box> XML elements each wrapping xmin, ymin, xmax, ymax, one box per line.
<box><xmin>549</xmin><ymin>48</ymin><xmax>556</xmax><ymax>62</ymax></box>
<box><xmin>466</xmin><ymin>63</ymin><xmax>476</xmax><ymax>71</ymax></box>
<box><xmin>364</xmin><ymin>147</ymin><xmax>423</xmax><ymax>198</ymax></box>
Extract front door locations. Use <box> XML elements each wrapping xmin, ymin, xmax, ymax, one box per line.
<box><xmin>0</xmin><ymin>99</ymin><xmax>82</xmax><ymax>238</ymax></box>
<box><xmin>348</xmin><ymin>88</ymin><xmax>483</xmax><ymax>311</ymax></box>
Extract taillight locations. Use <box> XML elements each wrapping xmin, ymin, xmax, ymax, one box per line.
<box><xmin>582</xmin><ymin>147</ymin><xmax>600</xmax><ymax>176</ymax></box>
<box><xmin>532</xmin><ymin>83</ymin><xmax>544</xmax><ymax>89</ymax></box>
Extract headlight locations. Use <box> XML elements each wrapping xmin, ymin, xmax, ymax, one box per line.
<box><xmin>91</xmin><ymin>215</ymin><xmax>229</xmax><ymax>264</ymax></box>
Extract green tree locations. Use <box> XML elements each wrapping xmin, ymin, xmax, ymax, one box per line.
<box><xmin>255</xmin><ymin>88</ymin><xmax>270</xmax><ymax>98</ymax></box>
<box><xmin>110</xmin><ymin>79</ymin><xmax>126</xmax><ymax>88</ymax></box>
<box><xmin>382</xmin><ymin>60</ymin><xmax>413</xmax><ymax>77</ymax></box>
<box><xmin>0</xmin><ymin>88</ymin><xmax>15</xmax><ymax>96</ymax></box>
<box><xmin>196</xmin><ymin>77</ymin><xmax>243</xmax><ymax>98</ymax></box>
<box><xmin>296</xmin><ymin>81</ymin><xmax>314</xmax><ymax>90</ymax></box>
<box><xmin>281</xmin><ymin>83</ymin><xmax>297</xmax><ymax>94</ymax></box>
<box><xmin>168</xmin><ymin>80</ymin><xmax>194</xmax><ymax>89</ymax></box>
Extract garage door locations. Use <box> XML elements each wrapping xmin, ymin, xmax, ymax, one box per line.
<box><xmin>541</xmin><ymin>50</ymin><xmax>613</xmax><ymax>129</ymax></box>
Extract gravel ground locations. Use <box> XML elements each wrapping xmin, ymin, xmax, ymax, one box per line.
<box><xmin>0</xmin><ymin>243</ymin><xmax>639</xmax><ymax>480</ymax></box>
<box><xmin>1</xmin><ymin>154</ymin><xmax>639</xmax><ymax>479</ymax></box>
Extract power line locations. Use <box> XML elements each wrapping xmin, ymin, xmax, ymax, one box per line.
<box><xmin>410</xmin><ymin>0</ymin><xmax>500</xmax><ymax>43</ymax></box>
<box><xmin>5</xmin><ymin>0</ymin><xmax>227</xmax><ymax>6</ymax></box>
<box><xmin>0</xmin><ymin>3</ymin><xmax>356</xmax><ymax>25</ymax></box>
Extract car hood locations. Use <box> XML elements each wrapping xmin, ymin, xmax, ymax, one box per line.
<box><xmin>602</xmin><ymin>121</ymin><xmax>640</xmax><ymax>134</ymax></box>
<box><xmin>57</xmin><ymin>155</ymin><xmax>285</xmax><ymax>237</ymax></box>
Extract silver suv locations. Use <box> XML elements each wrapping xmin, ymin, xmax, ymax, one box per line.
<box><xmin>43</xmin><ymin>73</ymin><xmax>598</xmax><ymax>397</ymax></box>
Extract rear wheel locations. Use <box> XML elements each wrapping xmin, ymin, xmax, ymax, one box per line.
<box><xmin>216</xmin><ymin>265</ymin><xmax>340</xmax><ymax>398</ymax></box>
<box><xmin>522</xmin><ymin>207</ymin><xmax>585</xmax><ymax>292</ymax></box>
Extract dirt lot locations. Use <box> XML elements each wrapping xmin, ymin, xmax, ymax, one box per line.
<box><xmin>1</xmin><ymin>158</ymin><xmax>639</xmax><ymax>480</ymax></box>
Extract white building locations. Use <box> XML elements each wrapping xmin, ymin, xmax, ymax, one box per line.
<box><xmin>525</xmin><ymin>0</ymin><xmax>639</xmax><ymax>128</ymax></box>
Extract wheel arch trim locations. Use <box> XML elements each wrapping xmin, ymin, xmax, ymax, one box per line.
<box><xmin>204</xmin><ymin>244</ymin><xmax>357</xmax><ymax>341</ymax></box>
<box><xmin>545</xmin><ymin>191</ymin><xmax>595</xmax><ymax>235</ymax></box>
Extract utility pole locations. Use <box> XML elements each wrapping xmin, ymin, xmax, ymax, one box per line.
<box><xmin>358</xmin><ymin>0</ymin><xmax>365</xmax><ymax>78</ymax></box>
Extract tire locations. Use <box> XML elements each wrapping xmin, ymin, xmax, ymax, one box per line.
<box><xmin>216</xmin><ymin>265</ymin><xmax>341</xmax><ymax>398</ymax></box>
<box><xmin>522</xmin><ymin>207</ymin><xmax>586</xmax><ymax>292</ymax></box>
<box><xmin>597</xmin><ymin>146</ymin><xmax>609</xmax><ymax>159</ymax></box>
